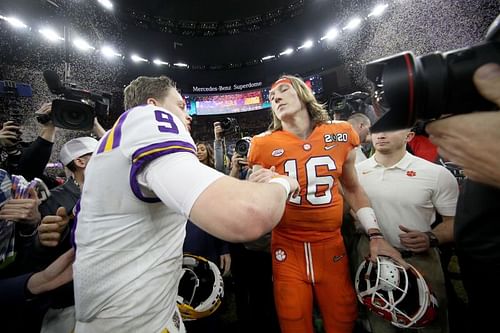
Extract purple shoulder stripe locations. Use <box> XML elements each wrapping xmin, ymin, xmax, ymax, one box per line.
<box><xmin>130</xmin><ymin>140</ymin><xmax>196</xmax><ymax>202</ymax></box>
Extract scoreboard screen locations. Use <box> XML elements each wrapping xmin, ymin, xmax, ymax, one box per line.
<box><xmin>185</xmin><ymin>75</ymin><xmax>323</xmax><ymax>116</ymax></box>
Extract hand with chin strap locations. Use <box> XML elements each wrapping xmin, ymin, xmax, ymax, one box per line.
<box><xmin>367</xmin><ymin>231</ymin><xmax>408</xmax><ymax>269</ymax></box>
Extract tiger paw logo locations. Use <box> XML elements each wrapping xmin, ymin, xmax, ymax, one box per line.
<box><xmin>274</xmin><ymin>248</ymin><xmax>287</xmax><ymax>262</ymax></box>
<box><xmin>406</xmin><ymin>170</ymin><xmax>417</xmax><ymax>177</ymax></box>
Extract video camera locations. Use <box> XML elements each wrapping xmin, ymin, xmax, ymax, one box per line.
<box><xmin>366</xmin><ymin>14</ymin><xmax>500</xmax><ymax>133</ymax></box>
<box><xmin>42</xmin><ymin>70</ymin><xmax>111</xmax><ymax>131</ymax></box>
<box><xmin>328</xmin><ymin>91</ymin><xmax>371</xmax><ymax>120</ymax></box>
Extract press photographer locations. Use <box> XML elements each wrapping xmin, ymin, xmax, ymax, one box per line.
<box><xmin>364</xmin><ymin>13</ymin><xmax>500</xmax><ymax>333</ymax></box>
<box><xmin>42</xmin><ymin>70</ymin><xmax>111</xmax><ymax>131</ymax></box>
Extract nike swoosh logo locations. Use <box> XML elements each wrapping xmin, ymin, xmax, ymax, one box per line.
<box><xmin>324</xmin><ymin>145</ymin><xmax>336</xmax><ymax>150</ymax></box>
<box><xmin>333</xmin><ymin>254</ymin><xmax>345</xmax><ymax>262</ymax></box>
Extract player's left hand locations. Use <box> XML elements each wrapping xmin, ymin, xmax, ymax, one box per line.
<box><xmin>369</xmin><ymin>238</ymin><xmax>408</xmax><ymax>268</ymax></box>
<box><xmin>248</xmin><ymin>166</ymin><xmax>279</xmax><ymax>183</ymax></box>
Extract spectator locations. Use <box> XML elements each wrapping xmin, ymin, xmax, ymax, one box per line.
<box><xmin>72</xmin><ymin>75</ymin><xmax>299</xmax><ymax>332</ymax></box>
<box><xmin>0</xmin><ymin>248</ymin><xmax>74</xmax><ymax>307</ymax></box>
<box><xmin>247</xmin><ymin>75</ymin><xmax>403</xmax><ymax>333</ymax></box>
<box><xmin>355</xmin><ymin>128</ymin><xmax>459</xmax><ymax>332</ymax></box>
<box><xmin>35</xmin><ymin>136</ymin><xmax>98</xmax><ymax>333</ymax></box>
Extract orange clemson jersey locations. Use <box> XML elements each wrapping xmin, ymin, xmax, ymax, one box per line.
<box><xmin>248</xmin><ymin>121</ymin><xmax>360</xmax><ymax>241</ymax></box>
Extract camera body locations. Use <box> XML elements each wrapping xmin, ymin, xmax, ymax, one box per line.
<box><xmin>366</xmin><ymin>14</ymin><xmax>500</xmax><ymax>133</ymax></box>
<box><xmin>43</xmin><ymin>70</ymin><xmax>111</xmax><ymax>131</ymax></box>
<box><xmin>328</xmin><ymin>91</ymin><xmax>371</xmax><ymax>120</ymax></box>
<box><xmin>220</xmin><ymin>117</ymin><xmax>240</xmax><ymax>135</ymax></box>
<box><xmin>235</xmin><ymin>136</ymin><xmax>252</xmax><ymax>157</ymax></box>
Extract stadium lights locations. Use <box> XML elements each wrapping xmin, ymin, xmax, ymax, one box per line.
<box><xmin>131</xmin><ymin>54</ymin><xmax>148</xmax><ymax>62</ymax></box>
<box><xmin>343</xmin><ymin>17</ymin><xmax>362</xmax><ymax>30</ymax></box>
<box><xmin>368</xmin><ymin>4</ymin><xmax>389</xmax><ymax>17</ymax></box>
<box><xmin>153</xmin><ymin>59</ymin><xmax>169</xmax><ymax>66</ymax></box>
<box><xmin>279</xmin><ymin>48</ymin><xmax>294</xmax><ymax>56</ymax></box>
<box><xmin>298</xmin><ymin>40</ymin><xmax>314</xmax><ymax>50</ymax></box>
<box><xmin>38</xmin><ymin>28</ymin><xmax>64</xmax><ymax>42</ymax></box>
<box><xmin>73</xmin><ymin>38</ymin><xmax>95</xmax><ymax>51</ymax></box>
<box><xmin>97</xmin><ymin>0</ymin><xmax>113</xmax><ymax>10</ymax></box>
<box><xmin>0</xmin><ymin>15</ymin><xmax>28</xmax><ymax>29</ymax></box>
<box><xmin>173</xmin><ymin>62</ymin><xmax>188</xmax><ymax>68</ymax></box>
<box><xmin>261</xmin><ymin>55</ymin><xmax>275</xmax><ymax>61</ymax></box>
<box><xmin>101</xmin><ymin>46</ymin><xmax>122</xmax><ymax>58</ymax></box>
<box><xmin>320</xmin><ymin>28</ymin><xmax>339</xmax><ymax>40</ymax></box>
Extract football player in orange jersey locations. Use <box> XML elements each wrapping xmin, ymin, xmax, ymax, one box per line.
<box><xmin>247</xmin><ymin>75</ymin><xmax>404</xmax><ymax>333</ymax></box>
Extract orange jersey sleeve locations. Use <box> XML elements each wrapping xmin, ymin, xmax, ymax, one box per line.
<box><xmin>248</xmin><ymin>122</ymin><xmax>360</xmax><ymax>241</ymax></box>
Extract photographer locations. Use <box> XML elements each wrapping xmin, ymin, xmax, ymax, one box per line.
<box><xmin>0</xmin><ymin>120</ymin><xmax>23</xmax><ymax>174</ymax></box>
<box><xmin>426</xmin><ymin>63</ymin><xmax>500</xmax><ymax>332</ymax></box>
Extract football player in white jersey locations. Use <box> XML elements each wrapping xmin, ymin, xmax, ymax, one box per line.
<box><xmin>73</xmin><ymin>76</ymin><xmax>299</xmax><ymax>333</ymax></box>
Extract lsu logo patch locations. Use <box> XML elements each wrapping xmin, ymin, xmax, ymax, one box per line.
<box><xmin>275</xmin><ymin>248</ymin><xmax>287</xmax><ymax>262</ymax></box>
<box><xmin>272</xmin><ymin>148</ymin><xmax>284</xmax><ymax>157</ymax></box>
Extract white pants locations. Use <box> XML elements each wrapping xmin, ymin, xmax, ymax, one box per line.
<box><xmin>41</xmin><ymin>306</ymin><xmax>76</xmax><ymax>333</ymax></box>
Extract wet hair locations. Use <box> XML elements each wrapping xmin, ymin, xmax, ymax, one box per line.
<box><xmin>269</xmin><ymin>75</ymin><xmax>330</xmax><ymax>131</ymax></box>
<box><xmin>123</xmin><ymin>76</ymin><xmax>176</xmax><ymax>110</ymax></box>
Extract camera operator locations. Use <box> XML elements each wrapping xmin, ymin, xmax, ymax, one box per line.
<box><xmin>425</xmin><ymin>63</ymin><xmax>500</xmax><ymax>332</ymax></box>
<box><xmin>426</xmin><ymin>63</ymin><xmax>500</xmax><ymax>332</ymax></box>
<box><xmin>426</xmin><ymin>63</ymin><xmax>500</xmax><ymax>188</ymax></box>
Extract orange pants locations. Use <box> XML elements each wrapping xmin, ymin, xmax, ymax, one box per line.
<box><xmin>271</xmin><ymin>231</ymin><xmax>357</xmax><ymax>333</ymax></box>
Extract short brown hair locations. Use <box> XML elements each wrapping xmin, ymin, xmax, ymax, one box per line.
<box><xmin>269</xmin><ymin>75</ymin><xmax>330</xmax><ymax>131</ymax></box>
<box><xmin>123</xmin><ymin>76</ymin><xmax>176</xmax><ymax>110</ymax></box>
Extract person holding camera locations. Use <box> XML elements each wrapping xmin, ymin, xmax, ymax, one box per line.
<box><xmin>247</xmin><ymin>75</ymin><xmax>404</xmax><ymax>333</ymax></box>
<box><xmin>72</xmin><ymin>75</ymin><xmax>299</xmax><ymax>333</ymax></box>
<box><xmin>426</xmin><ymin>63</ymin><xmax>500</xmax><ymax>332</ymax></box>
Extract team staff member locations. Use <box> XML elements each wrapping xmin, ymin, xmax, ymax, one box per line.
<box><xmin>247</xmin><ymin>75</ymin><xmax>403</xmax><ymax>333</ymax></box>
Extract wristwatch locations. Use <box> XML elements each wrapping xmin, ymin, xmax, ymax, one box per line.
<box><xmin>425</xmin><ymin>231</ymin><xmax>439</xmax><ymax>248</ymax></box>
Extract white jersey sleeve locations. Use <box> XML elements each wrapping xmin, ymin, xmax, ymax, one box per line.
<box><xmin>95</xmin><ymin>104</ymin><xmax>196</xmax><ymax>202</ymax></box>
<box><xmin>139</xmin><ymin>153</ymin><xmax>224</xmax><ymax>218</ymax></box>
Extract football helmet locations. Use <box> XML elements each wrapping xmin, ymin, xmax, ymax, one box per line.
<box><xmin>355</xmin><ymin>256</ymin><xmax>438</xmax><ymax>328</ymax></box>
<box><xmin>177</xmin><ymin>254</ymin><xmax>224</xmax><ymax>321</ymax></box>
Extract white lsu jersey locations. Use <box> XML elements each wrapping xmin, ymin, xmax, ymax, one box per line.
<box><xmin>73</xmin><ymin>104</ymin><xmax>202</xmax><ymax>332</ymax></box>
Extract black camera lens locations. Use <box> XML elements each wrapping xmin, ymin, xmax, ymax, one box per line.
<box><xmin>51</xmin><ymin>99</ymin><xmax>95</xmax><ymax>131</ymax></box>
<box><xmin>220</xmin><ymin>117</ymin><xmax>235</xmax><ymax>130</ymax></box>
<box><xmin>366</xmin><ymin>35</ymin><xmax>500</xmax><ymax>133</ymax></box>
<box><xmin>235</xmin><ymin>137</ymin><xmax>251</xmax><ymax>157</ymax></box>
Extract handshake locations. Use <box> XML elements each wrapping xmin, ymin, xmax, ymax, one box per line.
<box><xmin>249</xmin><ymin>165</ymin><xmax>300</xmax><ymax>199</ymax></box>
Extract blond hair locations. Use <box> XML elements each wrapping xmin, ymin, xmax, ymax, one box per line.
<box><xmin>269</xmin><ymin>75</ymin><xmax>330</xmax><ymax>131</ymax></box>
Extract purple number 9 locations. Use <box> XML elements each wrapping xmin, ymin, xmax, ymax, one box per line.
<box><xmin>154</xmin><ymin>110</ymin><xmax>179</xmax><ymax>134</ymax></box>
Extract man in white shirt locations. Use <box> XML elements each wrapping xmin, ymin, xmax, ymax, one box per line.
<box><xmin>355</xmin><ymin>128</ymin><xmax>459</xmax><ymax>333</ymax></box>
<box><xmin>73</xmin><ymin>75</ymin><xmax>299</xmax><ymax>333</ymax></box>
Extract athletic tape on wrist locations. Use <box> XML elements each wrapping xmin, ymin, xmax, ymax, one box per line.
<box><xmin>356</xmin><ymin>207</ymin><xmax>380</xmax><ymax>232</ymax></box>
<box><xmin>268</xmin><ymin>177</ymin><xmax>291</xmax><ymax>197</ymax></box>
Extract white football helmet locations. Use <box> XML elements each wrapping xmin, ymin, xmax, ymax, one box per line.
<box><xmin>355</xmin><ymin>256</ymin><xmax>438</xmax><ymax>328</ymax></box>
<box><xmin>177</xmin><ymin>254</ymin><xmax>224</xmax><ymax>321</ymax></box>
